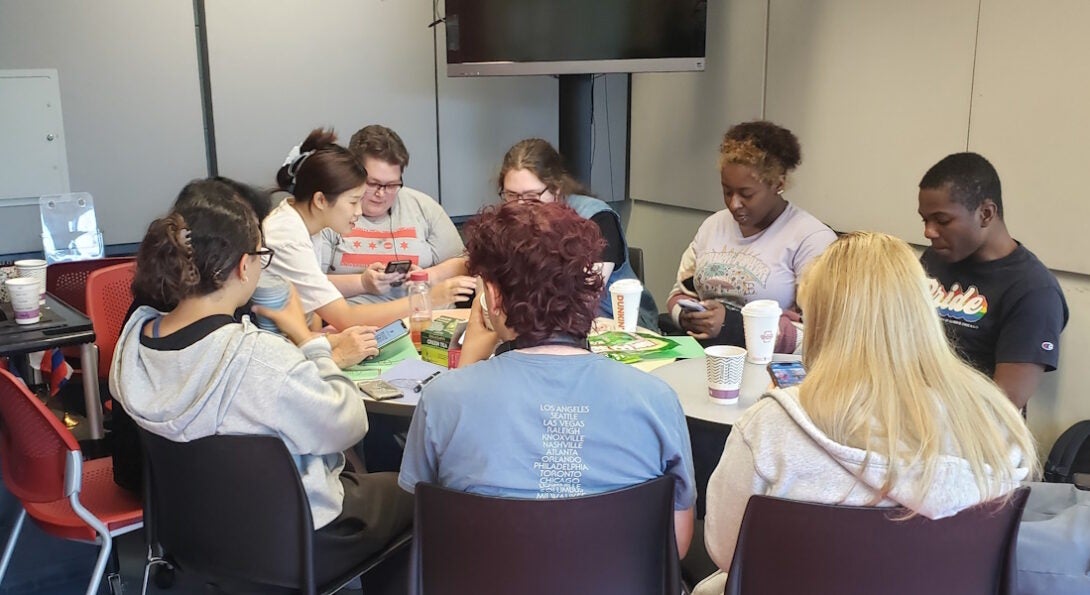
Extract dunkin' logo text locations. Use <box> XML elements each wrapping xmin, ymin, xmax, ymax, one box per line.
<box><xmin>928</xmin><ymin>280</ymin><xmax>988</xmax><ymax>323</ymax></box>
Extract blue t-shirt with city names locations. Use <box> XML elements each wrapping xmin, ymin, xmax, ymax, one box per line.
<box><xmin>398</xmin><ymin>351</ymin><xmax>697</xmax><ymax>510</ymax></box>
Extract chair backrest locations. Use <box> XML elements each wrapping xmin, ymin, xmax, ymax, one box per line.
<box><xmin>411</xmin><ymin>476</ymin><xmax>679</xmax><ymax>595</ymax></box>
<box><xmin>628</xmin><ymin>246</ymin><xmax>645</xmax><ymax>283</ymax></box>
<box><xmin>47</xmin><ymin>257</ymin><xmax>135</xmax><ymax>314</ymax></box>
<box><xmin>139</xmin><ymin>430</ymin><xmax>316</xmax><ymax>593</ymax></box>
<box><xmin>724</xmin><ymin>488</ymin><xmax>1031</xmax><ymax>595</ymax></box>
<box><xmin>85</xmin><ymin>261</ymin><xmax>136</xmax><ymax>379</ymax></box>
<box><xmin>0</xmin><ymin>369</ymin><xmax>81</xmax><ymax>503</ymax></box>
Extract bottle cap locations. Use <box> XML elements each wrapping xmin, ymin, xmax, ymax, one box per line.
<box><xmin>409</xmin><ymin>271</ymin><xmax>429</xmax><ymax>282</ymax></box>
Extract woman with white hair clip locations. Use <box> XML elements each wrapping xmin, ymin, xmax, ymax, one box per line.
<box><xmin>693</xmin><ymin>231</ymin><xmax>1038</xmax><ymax>593</ymax></box>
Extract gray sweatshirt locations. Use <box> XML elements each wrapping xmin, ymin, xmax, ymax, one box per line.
<box><xmin>109</xmin><ymin>306</ymin><xmax>367</xmax><ymax>529</ymax></box>
<box><xmin>704</xmin><ymin>387</ymin><xmax>1030</xmax><ymax>572</ymax></box>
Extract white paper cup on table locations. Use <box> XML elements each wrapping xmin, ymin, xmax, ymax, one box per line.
<box><xmin>14</xmin><ymin>259</ymin><xmax>47</xmax><ymax>304</ymax></box>
<box><xmin>705</xmin><ymin>345</ymin><xmax>746</xmax><ymax>405</ymax></box>
<box><xmin>609</xmin><ymin>278</ymin><xmax>643</xmax><ymax>332</ymax></box>
<box><xmin>250</xmin><ymin>274</ymin><xmax>290</xmax><ymax>334</ymax></box>
<box><xmin>6</xmin><ymin>278</ymin><xmax>42</xmax><ymax>325</ymax></box>
<box><xmin>741</xmin><ymin>299</ymin><xmax>782</xmax><ymax>364</ymax></box>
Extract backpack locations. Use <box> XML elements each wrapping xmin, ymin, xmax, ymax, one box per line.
<box><xmin>1045</xmin><ymin>420</ymin><xmax>1090</xmax><ymax>483</ymax></box>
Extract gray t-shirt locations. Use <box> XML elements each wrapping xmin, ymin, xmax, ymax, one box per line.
<box><xmin>671</xmin><ymin>202</ymin><xmax>836</xmax><ymax>310</ymax></box>
<box><xmin>316</xmin><ymin>187</ymin><xmax>464</xmax><ymax>304</ymax></box>
<box><xmin>398</xmin><ymin>351</ymin><xmax>697</xmax><ymax>509</ymax></box>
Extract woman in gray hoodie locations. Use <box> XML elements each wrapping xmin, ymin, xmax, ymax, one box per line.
<box><xmin>110</xmin><ymin>188</ymin><xmax>412</xmax><ymax>587</ymax></box>
<box><xmin>694</xmin><ymin>232</ymin><xmax>1038</xmax><ymax>594</ymax></box>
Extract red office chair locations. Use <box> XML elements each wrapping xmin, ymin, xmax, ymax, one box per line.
<box><xmin>85</xmin><ymin>262</ymin><xmax>137</xmax><ymax>381</ymax></box>
<box><xmin>47</xmin><ymin>257</ymin><xmax>135</xmax><ymax>315</ymax></box>
<box><xmin>0</xmin><ymin>369</ymin><xmax>143</xmax><ymax>595</ymax></box>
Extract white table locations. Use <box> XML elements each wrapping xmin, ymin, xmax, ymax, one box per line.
<box><xmin>650</xmin><ymin>354</ymin><xmax>802</xmax><ymax>426</ymax></box>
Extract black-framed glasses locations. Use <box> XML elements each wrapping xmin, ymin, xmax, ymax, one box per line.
<box><xmin>364</xmin><ymin>180</ymin><xmax>404</xmax><ymax>195</ymax></box>
<box><xmin>498</xmin><ymin>187</ymin><xmax>550</xmax><ymax>203</ymax></box>
<box><xmin>247</xmin><ymin>247</ymin><xmax>275</xmax><ymax>269</ymax></box>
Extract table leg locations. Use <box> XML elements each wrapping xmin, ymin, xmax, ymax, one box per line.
<box><xmin>79</xmin><ymin>343</ymin><xmax>104</xmax><ymax>440</ymax></box>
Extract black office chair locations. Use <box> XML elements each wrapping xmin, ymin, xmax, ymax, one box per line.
<box><xmin>411</xmin><ymin>476</ymin><xmax>680</xmax><ymax>595</ymax></box>
<box><xmin>723</xmin><ymin>487</ymin><xmax>1031</xmax><ymax>595</ymax></box>
<box><xmin>628</xmin><ymin>246</ymin><xmax>646</xmax><ymax>283</ymax></box>
<box><xmin>139</xmin><ymin>430</ymin><xmax>411</xmax><ymax>595</ymax></box>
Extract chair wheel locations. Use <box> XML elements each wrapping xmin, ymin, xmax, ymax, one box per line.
<box><xmin>154</xmin><ymin>565</ymin><xmax>176</xmax><ymax>589</ymax></box>
<box><xmin>107</xmin><ymin>572</ymin><xmax>124</xmax><ymax>594</ymax></box>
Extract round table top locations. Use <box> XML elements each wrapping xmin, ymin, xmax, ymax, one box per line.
<box><xmin>650</xmin><ymin>354</ymin><xmax>802</xmax><ymax>426</ymax></box>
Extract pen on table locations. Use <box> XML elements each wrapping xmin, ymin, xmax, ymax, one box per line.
<box><xmin>414</xmin><ymin>371</ymin><xmax>443</xmax><ymax>393</ymax></box>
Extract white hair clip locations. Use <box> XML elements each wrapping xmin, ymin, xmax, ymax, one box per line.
<box><xmin>281</xmin><ymin>145</ymin><xmax>302</xmax><ymax>168</ymax></box>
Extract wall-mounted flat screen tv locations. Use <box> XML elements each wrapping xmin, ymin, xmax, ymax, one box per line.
<box><xmin>445</xmin><ymin>0</ymin><xmax>708</xmax><ymax>76</ymax></box>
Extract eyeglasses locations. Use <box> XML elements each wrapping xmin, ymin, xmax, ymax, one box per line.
<box><xmin>498</xmin><ymin>187</ymin><xmax>550</xmax><ymax>203</ymax></box>
<box><xmin>364</xmin><ymin>180</ymin><xmax>404</xmax><ymax>195</ymax></box>
<box><xmin>246</xmin><ymin>247</ymin><xmax>275</xmax><ymax>269</ymax></box>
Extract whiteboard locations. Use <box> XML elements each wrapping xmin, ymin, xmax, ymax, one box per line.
<box><xmin>763</xmin><ymin>0</ymin><xmax>979</xmax><ymax>242</ymax></box>
<box><xmin>205</xmin><ymin>0</ymin><xmax>442</xmax><ymax>198</ymax></box>
<box><xmin>629</xmin><ymin>0</ymin><xmax>768</xmax><ymax>212</ymax></box>
<box><xmin>0</xmin><ymin>70</ymin><xmax>70</xmax><ymax>255</ymax></box>
<box><xmin>0</xmin><ymin>0</ymin><xmax>208</xmax><ymax>254</ymax></box>
<box><xmin>967</xmin><ymin>0</ymin><xmax>1090</xmax><ymax>274</ymax></box>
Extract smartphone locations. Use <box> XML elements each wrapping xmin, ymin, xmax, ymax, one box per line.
<box><xmin>385</xmin><ymin>260</ymin><xmax>412</xmax><ymax>287</ymax></box>
<box><xmin>357</xmin><ymin>379</ymin><xmax>404</xmax><ymax>401</ymax></box>
<box><xmin>374</xmin><ymin>319</ymin><xmax>409</xmax><ymax>350</ymax></box>
<box><xmin>768</xmin><ymin>361</ymin><xmax>806</xmax><ymax>388</ymax></box>
<box><xmin>677</xmin><ymin>298</ymin><xmax>707</xmax><ymax>312</ymax></box>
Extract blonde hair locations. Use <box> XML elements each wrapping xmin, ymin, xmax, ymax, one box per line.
<box><xmin>796</xmin><ymin>232</ymin><xmax>1037</xmax><ymax>509</ymax></box>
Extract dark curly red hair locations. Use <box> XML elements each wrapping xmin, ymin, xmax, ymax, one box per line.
<box><xmin>464</xmin><ymin>201</ymin><xmax>605</xmax><ymax>345</ymax></box>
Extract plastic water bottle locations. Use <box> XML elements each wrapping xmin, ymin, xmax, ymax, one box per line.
<box><xmin>407</xmin><ymin>271</ymin><xmax>432</xmax><ymax>350</ymax></box>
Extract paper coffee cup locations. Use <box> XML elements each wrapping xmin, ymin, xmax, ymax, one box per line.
<box><xmin>14</xmin><ymin>259</ymin><xmax>47</xmax><ymax>304</ymax></box>
<box><xmin>609</xmin><ymin>278</ymin><xmax>643</xmax><ymax>332</ymax></box>
<box><xmin>6</xmin><ymin>278</ymin><xmax>41</xmax><ymax>325</ymax></box>
<box><xmin>741</xmin><ymin>299</ymin><xmax>782</xmax><ymax>364</ymax></box>
<box><xmin>705</xmin><ymin>345</ymin><xmax>746</xmax><ymax>405</ymax></box>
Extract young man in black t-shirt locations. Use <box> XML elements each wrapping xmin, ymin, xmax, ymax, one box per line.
<box><xmin>917</xmin><ymin>152</ymin><xmax>1068</xmax><ymax>408</ymax></box>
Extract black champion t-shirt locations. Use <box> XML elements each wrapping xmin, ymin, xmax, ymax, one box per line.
<box><xmin>921</xmin><ymin>244</ymin><xmax>1068</xmax><ymax>376</ymax></box>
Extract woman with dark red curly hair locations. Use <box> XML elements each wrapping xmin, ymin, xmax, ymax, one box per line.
<box><xmin>398</xmin><ymin>201</ymin><xmax>697</xmax><ymax>558</ymax></box>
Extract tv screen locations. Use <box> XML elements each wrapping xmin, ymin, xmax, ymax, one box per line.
<box><xmin>445</xmin><ymin>0</ymin><xmax>707</xmax><ymax>76</ymax></box>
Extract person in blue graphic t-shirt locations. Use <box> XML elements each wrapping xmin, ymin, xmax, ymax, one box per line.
<box><xmin>398</xmin><ymin>201</ymin><xmax>697</xmax><ymax>558</ymax></box>
<box><xmin>917</xmin><ymin>152</ymin><xmax>1068</xmax><ymax>408</ymax></box>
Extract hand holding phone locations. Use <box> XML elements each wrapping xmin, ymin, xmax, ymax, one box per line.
<box><xmin>677</xmin><ymin>298</ymin><xmax>707</xmax><ymax>312</ymax></box>
<box><xmin>768</xmin><ymin>361</ymin><xmax>806</xmax><ymax>388</ymax></box>
<box><xmin>374</xmin><ymin>319</ymin><xmax>409</xmax><ymax>350</ymax></box>
<box><xmin>384</xmin><ymin>260</ymin><xmax>413</xmax><ymax>287</ymax></box>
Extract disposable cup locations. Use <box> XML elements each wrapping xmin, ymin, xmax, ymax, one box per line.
<box><xmin>251</xmin><ymin>274</ymin><xmax>290</xmax><ymax>333</ymax></box>
<box><xmin>741</xmin><ymin>299</ymin><xmax>782</xmax><ymax>364</ymax></box>
<box><xmin>705</xmin><ymin>345</ymin><xmax>746</xmax><ymax>405</ymax></box>
<box><xmin>14</xmin><ymin>259</ymin><xmax>47</xmax><ymax>304</ymax></box>
<box><xmin>609</xmin><ymin>278</ymin><xmax>643</xmax><ymax>332</ymax></box>
<box><xmin>6</xmin><ymin>278</ymin><xmax>42</xmax><ymax>325</ymax></box>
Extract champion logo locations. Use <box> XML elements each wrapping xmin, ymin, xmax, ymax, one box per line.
<box><xmin>1042</xmin><ymin>342</ymin><xmax>1055</xmax><ymax>351</ymax></box>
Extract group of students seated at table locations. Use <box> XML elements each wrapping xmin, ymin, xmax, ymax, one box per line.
<box><xmin>106</xmin><ymin>119</ymin><xmax>1073</xmax><ymax>592</ymax></box>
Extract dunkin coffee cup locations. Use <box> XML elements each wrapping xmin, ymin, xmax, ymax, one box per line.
<box><xmin>609</xmin><ymin>278</ymin><xmax>643</xmax><ymax>332</ymax></box>
<box><xmin>14</xmin><ymin>259</ymin><xmax>47</xmax><ymax>304</ymax></box>
<box><xmin>705</xmin><ymin>345</ymin><xmax>746</xmax><ymax>405</ymax></box>
<box><xmin>250</xmin><ymin>274</ymin><xmax>290</xmax><ymax>334</ymax></box>
<box><xmin>741</xmin><ymin>299</ymin><xmax>782</xmax><ymax>364</ymax></box>
<box><xmin>6</xmin><ymin>278</ymin><xmax>42</xmax><ymax>325</ymax></box>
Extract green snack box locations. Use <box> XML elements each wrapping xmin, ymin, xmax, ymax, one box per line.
<box><xmin>420</xmin><ymin>315</ymin><xmax>467</xmax><ymax>368</ymax></box>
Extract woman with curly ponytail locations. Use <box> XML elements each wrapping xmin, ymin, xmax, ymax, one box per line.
<box><xmin>111</xmin><ymin>185</ymin><xmax>412</xmax><ymax>584</ymax></box>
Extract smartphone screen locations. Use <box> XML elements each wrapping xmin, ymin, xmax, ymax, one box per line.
<box><xmin>374</xmin><ymin>319</ymin><xmax>409</xmax><ymax>349</ymax></box>
<box><xmin>384</xmin><ymin>260</ymin><xmax>412</xmax><ymax>275</ymax></box>
<box><xmin>768</xmin><ymin>361</ymin><xmax>806</xmax><ymax>388</ymax></box>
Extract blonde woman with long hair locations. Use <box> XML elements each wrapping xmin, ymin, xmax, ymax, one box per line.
<box><xmin>693</xmin><ymin>231</ymin><xmax>1037</xmax><ymax>594</ymax></box>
